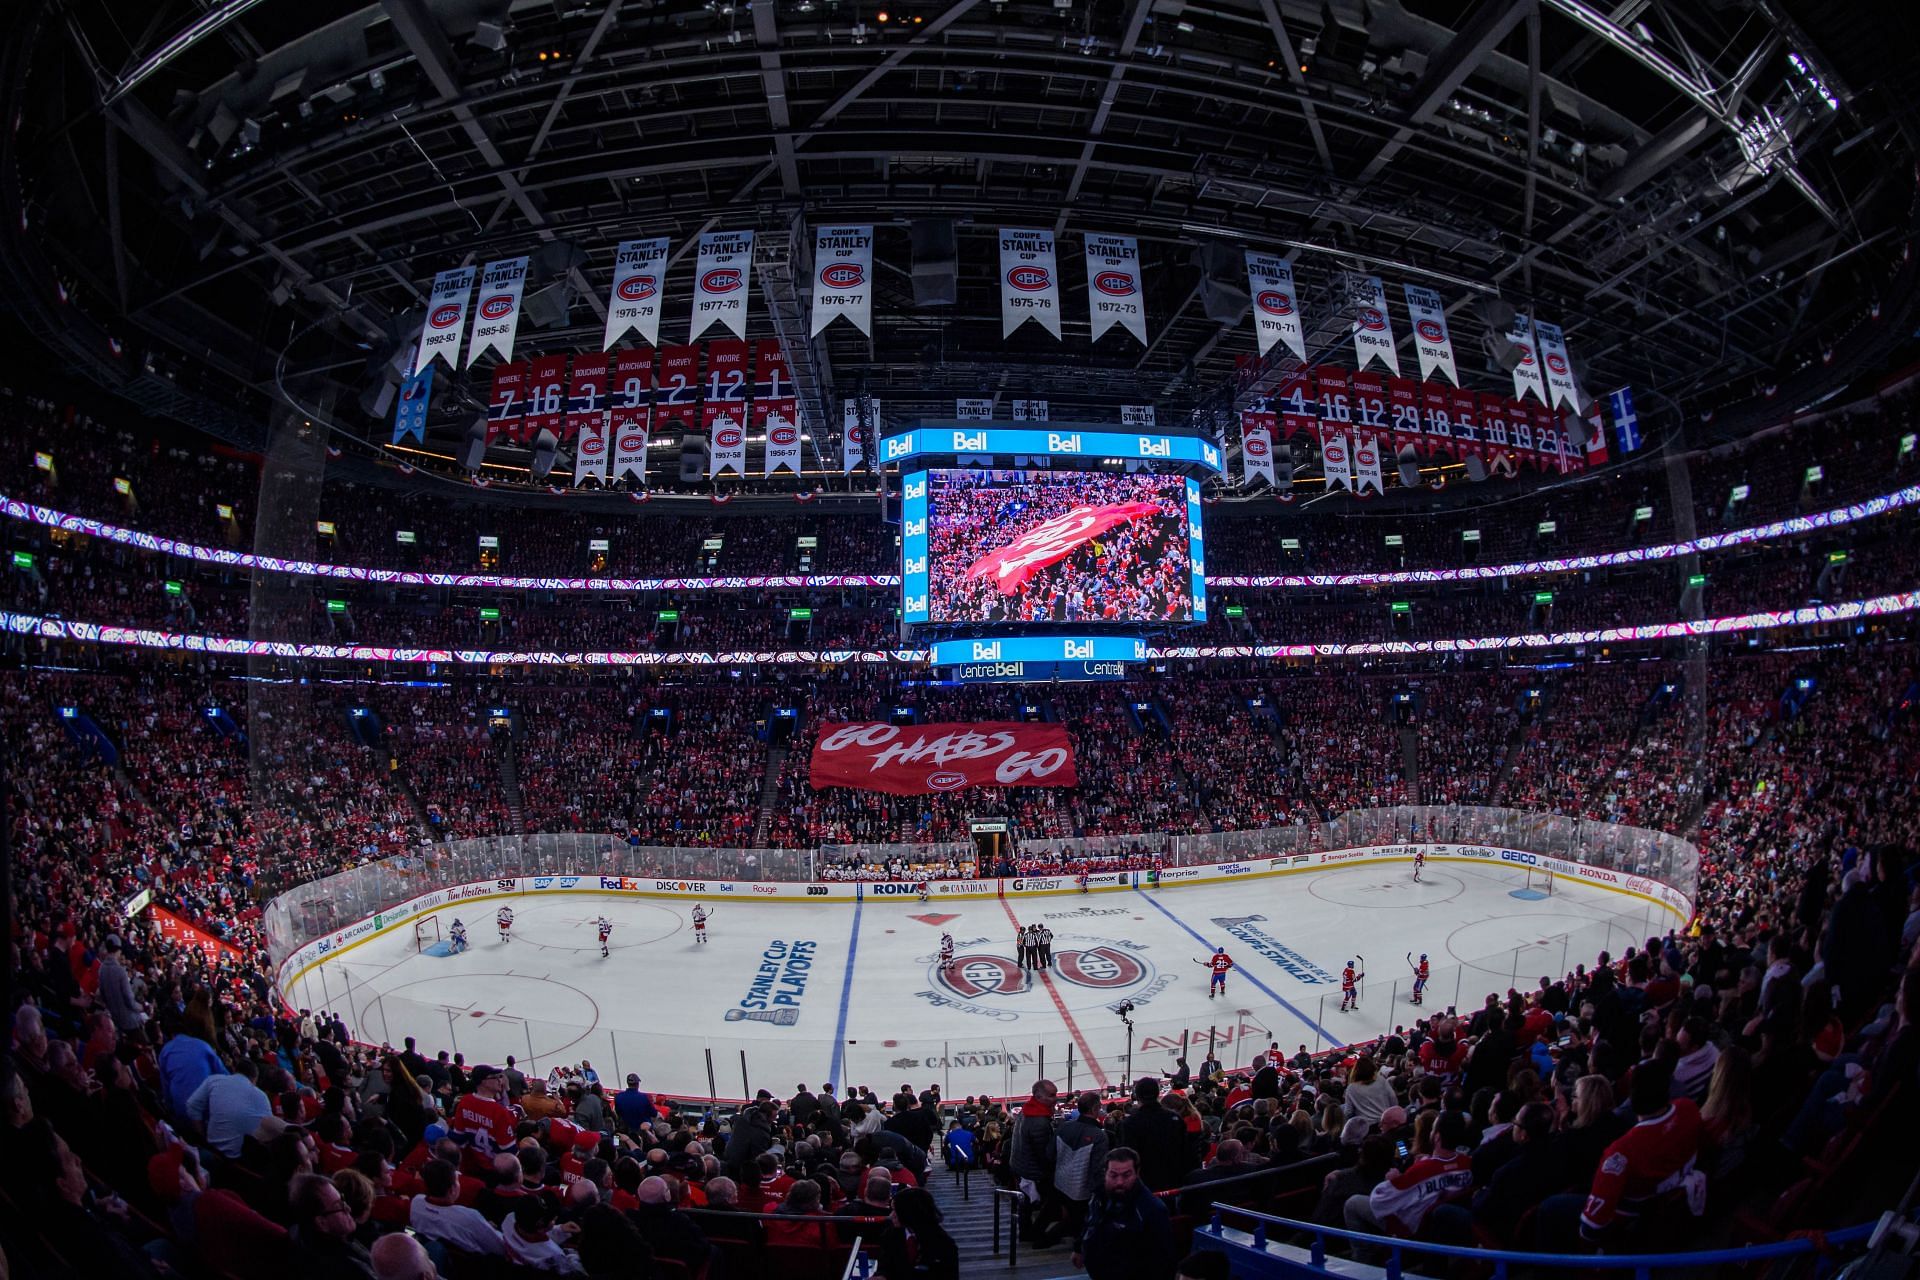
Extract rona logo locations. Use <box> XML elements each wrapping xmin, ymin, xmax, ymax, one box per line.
<box><xmin>1094</xmin><ymin>272</ymin><xmax>1135</xmax><ymax>295</ymax></box>
<box><xmin>429</xmin><ymin>303</ymin><xmax>463</xmax><ymax>328</ymax></box>
<box><xmin>617</xmin><ymin>275</ymin><xmax>658</xmax><ymax>301</ymax></box>
<box><xmin>1417</xmin><ymin>320</ymin><xmax>1446</xmax><ymax>343</ymax></box>
<box><xmin>1007</xmin><ymin>266</ymin><xmax>1051</xmax><ymax>291</ymax></box>
<box><xmin>870</xmin><ymin>882</ymin><xmax>928</xmax><ymax>895</ymax></box>
<box><xmin>701</xmin><ymin>268</ymin><xmax>743</xmax><ymax>294</ymax></box>
<box><xmin>820</xmin><ymin>263</ymin><xmax>864</xmax><ymax>288</ymax></box>
<box><xmin>478</xmin><ymin>294</ymin><xmax>515</xmax><ymax>320</ymax></box>
<box><xmin>1256</xmin><ymin>290</ymin><xmax>1293</xmax><ymax>316</ymax></box>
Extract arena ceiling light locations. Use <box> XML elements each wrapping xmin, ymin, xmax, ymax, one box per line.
<box><xmin>101</xmin><ymin>0</ymin><xmax>275</xmax><ymax>107</ymax></box>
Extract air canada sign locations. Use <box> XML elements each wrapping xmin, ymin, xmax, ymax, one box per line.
<box><xmin>808</xmin><ymin>721</ymin><xmax>1077</xmax><ymax>795</ymax></box>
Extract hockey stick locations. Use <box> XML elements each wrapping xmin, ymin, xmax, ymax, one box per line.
<box><xmin>1356</xmin><ymin>952</ymin><xmax>1366</xmax><ymax>1005</ymax></box>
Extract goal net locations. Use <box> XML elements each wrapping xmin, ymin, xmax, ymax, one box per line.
<box><xmin>1524</xmin><ymin>866</ymin><xmax>1554</xmax><ymax>895</ymax></box>
<box><xmin>412</xmin><ymin>914</ymin><xmax>442</xmax><ymax>952</ymax></box>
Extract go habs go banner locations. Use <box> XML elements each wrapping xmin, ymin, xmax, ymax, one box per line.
<box><xmin>808</xmin><ymin>722</ymin><xmax>1078</xmax><ymax>795</ymax></box>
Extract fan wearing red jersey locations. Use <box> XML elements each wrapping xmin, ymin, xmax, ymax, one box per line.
<box><xmin>448</xmin><ymin>1066</ymin><xmax>520</xmax><ymax>1164</ymax></box>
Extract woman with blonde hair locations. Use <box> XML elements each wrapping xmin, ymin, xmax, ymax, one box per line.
<box><xmin>1555</xmin><ymin>1073</ymin><xmax>1627</xmax><ymax>1188</ymax></box>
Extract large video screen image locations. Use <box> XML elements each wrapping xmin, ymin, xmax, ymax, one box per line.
<box><xmin>924</xmin><ymin>469</ymin><xmax>1201</xmax><ymax>624</ymax></box>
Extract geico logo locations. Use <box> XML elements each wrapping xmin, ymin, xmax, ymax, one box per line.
<box><xmin>1499</xmin><ymin>851</ymin><xmax>1539</xmax><ymax>866</ymax></box>
<box><xmin>869</xmin><ymin>883</ymin><xmax>924</xmax><ymax>896</ymax></box>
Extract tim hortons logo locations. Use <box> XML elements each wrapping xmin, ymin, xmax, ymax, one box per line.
<box><xmin>617</xmin><ymin>275</ymin><xmax>657</xmax><ymax>301</ymax></box>
<box><xmin>478</xmin><ymin>295</ymin><xmax>515</xmax><ymax>320</ymax></box>
<box><xmin>701</xmin><ymin>268</ymin><xmax>743</xmax><ymax>294</ymax></box>
<box><xmin>1007</xmin><ymin>266</ymin><xmax>1051</xmax><ymax>291</ymax></box>
<box><xmin>1417</xmin><ymin>320</ymin><xmax>1446</xmax><ymax>343</ymax></box>
<box><xmin>1256</xmin><ymin>291</ymin><xmax>1293</xmax><ymax>316</ymax></box>
<box><xmin>820</xmin><ymin>263</ymin><xmax>864</xmax><ymax>288</ymax></box>
<box><xmin>429</xmin><ymin>303</ymin><xmax>462</xmax><ymax>328</ymax></box>
<box><xmin>1094</xmin><ymin>272</ymin><xmax>1135</xmax><ymax>296</ymax></box>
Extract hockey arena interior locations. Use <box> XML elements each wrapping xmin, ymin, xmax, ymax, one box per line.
<box><xmin>2</xmin><ymin>0</ymin><xmax>1919</xmax><ymax>1278</ymax></box>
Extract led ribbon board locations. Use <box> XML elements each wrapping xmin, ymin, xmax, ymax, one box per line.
<box><xmin>877</xmin><ymin>427</ymin><xmax>1225</xmax><ymax>472</ymax></box>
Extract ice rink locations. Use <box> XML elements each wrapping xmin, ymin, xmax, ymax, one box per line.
<box><xmin>289</xmin><ymin>858</ymin><xmax>1675</xmax><ymax>1101</ymax></box>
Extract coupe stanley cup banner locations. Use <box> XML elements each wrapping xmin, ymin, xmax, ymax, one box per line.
<box><xmin>702</xmin><ymin>339</ymin><xmax>749</xmax><ymax>477</ymax></box>
<box><xmin>1532</xmin><ymin>319</ymin><xmax>1582</xmax><ymax>412</ymax></box>
<box><xmin>1350</xmin><ymin>274</ymin><xmax>1401</xmax><ymax>376</ymax></box>
<box><xmin>690</xmin><ymin>229</ymin><xmax>755</xmax><ymax>341</ymax></box>
<box><xmin>808</xmin><ymin>721</ymin><xmax>1078</xmax><ymax>795</ymax></box>
<box><xmin>1403</xmin><ymin>285</ymin><xmax>1459</xmax><ymax>386</ymax></box>
<box><xmin>841</xmin><ymin>397</ymin><xmax>874</xmax><ymax>473</ymax></box>
<box><xmin>465</xmin><ymin>256</ymin><xmax>530</xmax><ymax>367</ymax></box>
<box><xmin>999</xmin><ymin>228</ymin><xmax>1062</xmax><ymax>339</ymax></box>
<box><xmin>392</xmin><ymin>365</ymin><xmax>432</xmax><ymax>445</ymax></box>
<box><xmin>609</xmin><ymin>348</ymin><xmax>653</xmax><ymax>484</ymax></box>
<box><xmin>1353</xmin><ymin>432</ymin><xmax>1384</xmax><ymax>495</ymax></box>
<box><xmin>1319</xmin><ymin>427</ymin><xmax>1354</xmax><ymax>492</ymax></box>
<box><xmin>416</xmin><ymin>266</ymin><xmax>476</xmax><ymax>373</ymax></box>
<box><xmin>1084</xmin><ymin>233</ymin><xmax>1147</xmax><ymax>344</ymax></box>
<box><xmin>1012</xmin><ymin>400</ymin><xmax>1049</xmax><ymax>422</ymax></box>
<box><xmin>810</xmin><ymin>225</ymin><xmax>873</xmax><ymax>337</ymax></box>
<box><xmin>602</xmin><ymin>237</ymin><xmax>669</xmax><ymax>349</ymax></box>
<box><xmin>1239</xmin><ymin>407</ymin><xmax>1277</xmax><ymax>485</ymax></box>
<box><xmin>1246</xmin><ymin>252</ymin><xmax>1306</xmax><ymax>361</ymax></box>
<box><xmin>1507</xmin><ymin>313</ymin><xmax>1550</xmax><ymax>404</ymax></box>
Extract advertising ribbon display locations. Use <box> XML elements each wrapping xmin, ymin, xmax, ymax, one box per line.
<box><xmin>416</xmin><ymin>267</ymin><xmax>475</xmax><ymax>373</ymax></box>
<box><xmin>963</xmin><ymin>500</ymin><xmax>1163</xmax><ymax>594</ymax></box>
<box><xmin>603</xmin><ymin>237</ymin><xmax>669</xmax><ymax>349</ymax></box>
<box><xmin>998</xmin><ymin>228</ymin><xmax>1062</xmax><ymax>339</ymax></box>
<box><xmin>1084</xmin><ymin>233</ymin><xmax>1146</xmax><ymax>344</ymax></box>
<box><xmin>465</xmin><ymin>256</ymin><xmax>530</xmax><ymax>367</ymax></box>
<box><xmin>810</xmin><ymin>225</ymin><xmax>873</xmax><ymax>337</ymax></box>
<box><xmin>808</xmin><ymin>721</ymin><xmax>1078</xmax><ymax>795</ymax></box>
<box><xmin>690</xmin><ymin>230</ymin><xmax>755</xmax><ymax>341</ymax></box>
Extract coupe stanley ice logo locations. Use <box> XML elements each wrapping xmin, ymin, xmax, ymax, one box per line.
<box><xmin>429</xmin><ymin>304</ymin><xmax>463</xmax><ymax>328</ymax></box>
<box><xmin>1094</xmin><ymin>271</ymin><xmax>1136</xmax><ymax>296</ymax></box>
<box><xmin>1257</xmin><ymin>291</ymin><xmax>1293</xmax><ymax>315</ymax></box>
<box><xmin>702</xmin><ymin>268</ymin><xmax>744</xmax><ymax>294</ymax></box>
<box><xmin>1007</xmin><ymin>265</ymin><xmax>1051</xmax><ymax>291</ymax></box>
<box><xmin>478</xmin><ymin>295</ymin><xmax>515</xmax><ymax>320</ymax></box>
<box><xmin>820</xmin><ymin>263</ymin><xmax>865</xmax><ymax>289</ymax></box>
<box><xmin>617</xmin><ymin>275</ymin><xmax>657</xmax><ymax>301</ymax></box>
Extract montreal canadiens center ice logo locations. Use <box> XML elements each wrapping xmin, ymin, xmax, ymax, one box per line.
<box><xmin>932</xmin><ymin>937</ymin><xmax>1156</xmax><ymax>1000</ymax></box>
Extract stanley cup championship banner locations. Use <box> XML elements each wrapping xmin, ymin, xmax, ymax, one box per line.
<box><xmin>808</xmin><ymin>721</ymin><xmax>1078</xmax><ymax>795</ymax></box>
<box><xmin>1246</xmin><ymin>252</ymin><xmax>1305</xmax><ymax>361</ymax></box>
<box><xmin>1531</xmin><ymin>320</ymin><xmax>1582</xmax><ymax>412</ymax></box>
<box><xmin>1239</xmin><ymin>406</ymin><xmax>1277</xmax><ymax>485</ymax></box>
<box><xmin>416</xmin><ymin>267</ymin><xmax>475</xmax><ymax>373</ymax></box>
<box><xmin>1507</xmin><ymin>313</ymin><xmax>1550</xmax><ymax>405</ymax></box>
<box><xmin>842</xmin><ymin>397</ymin><xmax>874</xmax><ymax>472</ymax></box>
<box><xmin>608</xmin><ymin>348</ymin><xmax>653</xmax><ymax>484</ymax></box>
<box><xmin>691</xmin><ymin>230</ymin><xmax>754</xmax><ymax>340</ymax></box>
<box><xmin>1084</xmin><ymin>233</ymin><xmax>1147</xmax><ymax>344</ymax></box>
<box><xmin>1349</xmin><ymin>275</ymin><xmax>1400</xmax><ymax>376</ymax></box>
<box><xmin>811</xmin><ymin>225</ymin><xmax>873</xmax><ymax>337</ymax></box>
<box><xmin>603</xmin><ymin>237</ymin><xmax>669</xmax><ymax>349</ymax></box>
<box><xmin>999</xmin><ymin>228</ymin><xmax>1062</xmax><ymax>339</ymax></box>
<box><xmin>702</xmin><ymin>339</ymin><xmax>749</xmax><ymax>476</ymax></box>
<box><xmin>1403</xmin><ymin>285</ymin><xmax>1459</xmax><ymax>386</ymax></box>
<box><xmin>754</xmin><ymin>340</ymin><xmax>801</xmax><ymax>476</ymax></box>
<box><xmin>466</xmin><ymin>256</ymin><xmax>529</xmax><ymax>366</ymax></box>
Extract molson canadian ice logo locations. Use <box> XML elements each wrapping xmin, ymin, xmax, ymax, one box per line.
<box><xmin>769</xmin><ymin>424</ymin><xmax>799</xmax><ymax>446</ymax></box>
<box><xmin>617</xmin><ymin>275</ymin><xmax>657</xmax><ymax>301</ymax></box>
<box><xmin>1094</xmin><ymin>271</ymin><xmax>1135</xmax><ymax>296</ymax></box>
<box><xmin>478</xmin><ymin>294</ymin><xmax>516</xmax><ymax>320</ymax></box>
<box><xmin>702</xmin><ymin>268</ymin><xmax>743</xmax><ymax>294</ymax></box>
<box><xmin>429</xmin><ymin>303</ymin><xmax>463</xmax><ymax>328</ymax></box>
<box><xmin>820</xmin><ymin>262</ymin><xmax>864</xmax><ymax>288</ymax></box>
<box><xmin>1359</xmin><ymin>307</ymin><xmax>1388</xmax><ymax>332</ymax></box>
<box><xmin>1007</xmin><ymin>265</ymin><xmax>1051</xmax><ymax>291</ymax></box>
<box><xmin>931</xmin><ymin>935</ymin><xmax>1155</xmax><ymax>1000</ymax></box>
<box><xmin>1417</xmin><ymin>319</ymin><xmax>1446</xmax><ymax>343</ymax></box>
<box><xmin>715</xmin><ymin>426</ymin><xmax>744</xmax><ymax>448</ymax></box>
<box><xmin>1257</xmin><ymin>291</ymin><xmax>1293</xmax><ymax>315</ymax></box>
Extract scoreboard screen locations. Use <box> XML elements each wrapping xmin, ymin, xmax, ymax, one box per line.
<box><xmin>903</xmin><ymin>469</ymin><xmax>1205</xmax><ymax>626</ymax></box>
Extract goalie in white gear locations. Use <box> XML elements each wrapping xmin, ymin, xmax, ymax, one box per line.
<box><xmin>449</xmin><ymin>919</ymin><xmax>469</xmax><ymax>954</ymax></box>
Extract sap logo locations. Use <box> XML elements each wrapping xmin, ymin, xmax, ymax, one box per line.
<box><xmin>556</xmin><ymin>877</ymin><xmax>580</xmax><ymax>889</ymax></box>
<box><xmin>870</xmin><ymin>882</ymin><xmax>926</xmax><ymax>896</ymax></box>
<box><xmin>429</xmin><ymin>304</ymin><xmax>463</xmax><ymax>329</ymax></box>
<box><xmin>971</xmin><ymin>642</ymin><xmax>1002</xmax><ymax>661</ymax></box>
<box><xmin>533</xmin><ymin>877</ymin><xmax>555</xmax><ymax>890</ymax></box>
<box><xmin>1417</xmin><ymin>319</ymin><xmax>1446</xmax><ymax>343</ymax></box>
<box><xmin>904</xmin><ymin>556</ymin><xmax>927</xmax><ymax>575</ymax></box>
<box><xmin>617</xmin><ymin>275</ymin><xmax>658</xmax><ymax>302</ymax></box>
<box><xmin>701</xmin><ymin>268</ymin><xmax>743</xmax><ymax>294</ymax></box>
<box><xmin>806</xmin><ymin>885</ymin><xmax>830</xmax><ymax>897</ymax></box>
<box><xmin>904</xmin><ymin>518</ymin><xmax>926</xmax><ymax>537</ymax></box>
<box><xmin>904</xmin><ymin>595</ymin><xmax>928</xmax><ymax>615</ymax></box>
<box><xmin>1137</xmin><ymin>436</ymin><xmax>1171</xmax><ymax>457</ymax></box>
<box><xmin>1047</xmin><ymin>433</ymin><xmax>1083</xmax><ymax>453</ymax></box>
<box><xmin>1499</xmin><ymin>850</ymin><xmax>1539</xmax><ymax>867</ymax></box>
<box><xmin>952</xmin><ymin>431</ymin><xmax>988</xmax><ymax>451</ymax></box>
<box><xmin>478</xmin><ymin>295</ymin><xmax>515</xmax><ymax>320</ymax></box>
<box><xmin>821</xmin><ymin>262</ymin><xmax>864</xmax><ymax>288</ymax></box>
<box><xmin>903</xmin><ymin>478</ymin><xmax>926</xmax><ymax>500</ymax></box>
<box><xmin>1063</xmin><ymin>639</ymin><xmax>1093</xmax><ymax>659</ymax></box>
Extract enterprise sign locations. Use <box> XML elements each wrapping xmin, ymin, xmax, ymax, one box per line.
<box><xmin>930</xmin><ymin>635</ymin><xmax>1147</xmax><ymax>665</ymax></box>
<box><xmin>879</xmin><ymin>426</ymin><xmax>1224</xmax><ymax>472</ymax></box>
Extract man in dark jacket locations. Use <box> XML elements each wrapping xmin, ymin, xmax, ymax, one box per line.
<box><xmin>790</xmin><ymin>1084</ymin><xmax>820</xmax><ymax>1127</ymax></box>
<box><xmin>1119</xmin><ymin>1077</ymin><xmax>1194</xmax><ymax>1192</ymax></box>
<box><xmin>890</xmin><ymin>1091</ymin><xmax>938</xmax><ymax>1152</ymax></box>
<box><xmin>1074</xmin><ymin>1147</ymin><xmax>1175</xmax><ymax>1280</ymax></box>
<box><xmin>722</xmin><ymin>1103</ymin><xmax>775</xmax><ymax>1182</ymax></box>
<box><xmin>1054</xmin><ymin>1091</ymin><xmax>1110</xmax><ymax>1239</ymax></box>
<box><xmin>1470</xmin><ymin>1101</ymin><xmax>1564</xmax><ymax>1246</ymax></box>
<box><xmin>1010</xmin><ymin>1079</ymin><xmax>1063</xmax><ymax>1244</ymax></box>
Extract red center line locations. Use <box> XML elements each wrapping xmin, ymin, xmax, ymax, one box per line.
<box><xmin>999</xmin><ymin>898</ymin><xmax>1110</xmax><ymax>1091</ymax></box>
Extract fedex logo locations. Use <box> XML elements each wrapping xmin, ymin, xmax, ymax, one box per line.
<box><xmin>1048</xmin><ymin>433</ymin><xmax>1082</xmax><ymax>453</ymax></box>
<box><xmin>972</xmin><ymin>642</ymin><xmax>1002</xmax><ymax>660</ymax></box>
<box><xmin>904</xmin><ymin>556</ymin><xmax>927</xmax><ymax>575</ymax></box>
<box><xmin>1137</xmin><ymin>437</ymin><xmax>1171</xmax><ymax>457</ymax></box>
<box><xmin>905</xmin><ymin>518</ymin><xmax>925</xmax><ymax>537</ymax></box>
<box><xmin>904</xmin><ymin>478</ymin><xmax>926</xmax><ymax>500</ymax></box>
<box><xmin>952</xmin><ymin>431</ymin><xmax>988</xmax><ymax>451</ymax></box>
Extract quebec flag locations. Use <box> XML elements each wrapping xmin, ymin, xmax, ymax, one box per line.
<box><xmin>1608</xmin><ymin>387</ymin><xmax>1642</xmax><ymax>453</ymax></box>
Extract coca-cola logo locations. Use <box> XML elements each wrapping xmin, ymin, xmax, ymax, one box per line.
<box><xmin>1359</xmin><ymin>307</ymin><xmax>1388</xmax><ymax>332</ymax></box>
<box><xmin>926</xmin><ymin>771</ymin><xmax>969</xmax><ymax>791</ymax></box>
<box><xmin>1546</xmin><ymin>353</ymin><xmax>1569</xmax><ymax>374</ymax></box>
<box><xmin>1417</xmin><ymin>319</ymin><xmax>1445</xmax><ymax>342</ymax></box>
<box><xmin>715</xmin><ymin>426</ymin><xmax>743</xmax><ymax>448</ymax></box>
<box><xmin>429</xmin><ymin>303</ymin><xmax>462</xmax><ymax>329</ymax></box>
<box><xmin>770</xmin><ymin>424</ymin><xmax>798</xmax><ymax>445</ymax></box>
<box><xmin>1007</xmin><ymin>265</ymin><xmax>1051</xmax><ymax>291</ymax></box>
<box><xmin>820</xmin><ymin>263</ymin><xmax>864</xmax><ymax>288</ymax></box>
<box><xmin>1256</xmin><ymin>290</ymin><xmax>1293</xmax><ymax>316</ymax></box>
<box><xmin>701</xmin><ymin>268</ymin><xmax>743</xmax><ymax>294</ymax></box>
<box><xmin>580</xmin><ymin>436</ymin><xmax>606</xmax><ymax>456</ymax></box>
<box><xmin>1094</xmin><ymin>271</ymin><xmax>1134</xmax><ymax>296</ymax></box>
<box><xmin>617</xmin><ymin>275</ymin><xmax>657</xmax><ymax>301</ymax></box>
<box><xmin>479</xmin><ymin>294</ymin><xmax>515</xmax><ymax>320</ymax></box>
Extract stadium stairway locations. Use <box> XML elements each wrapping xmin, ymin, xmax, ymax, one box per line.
<box><xmin>1399</xmin><ymin>727</ymin><xmax>1420</xmax><ymax>804</ymax></box>
<box><xmin>752</xmin><ymin>744</ymin><xmax>787</xmax><ymax>847</ymax></box>
<box><xmin>496</xmin><ymin>738</ymin><xmax>526</xmax><ymax>831</ymax></box>
<box><xmin>922</xmin><ymin>1145</ymin><xmax>1085</xmax><ymax>1279</ymax></box>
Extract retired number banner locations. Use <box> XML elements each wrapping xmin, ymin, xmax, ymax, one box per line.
<box><xmin>808</xmin><ymin>722</ymin><xmax>1078</xmax><ymax>795</ymax></box>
